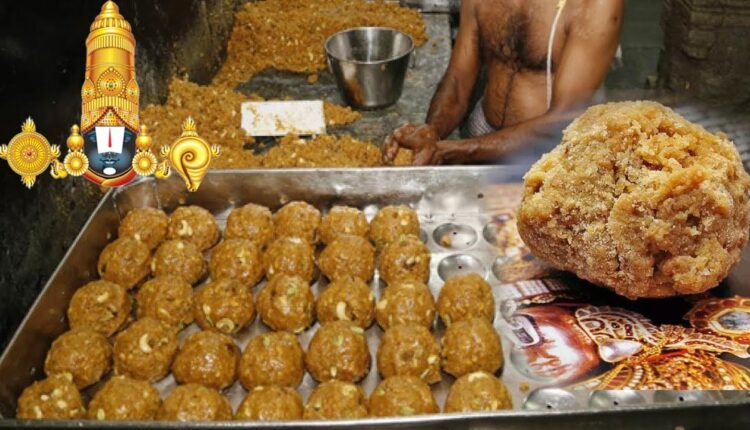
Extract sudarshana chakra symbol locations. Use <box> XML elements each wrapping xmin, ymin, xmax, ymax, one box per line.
<box><xmin>0</xmin><ymin>118</ymin><xmax>63</xmax><ymax>189</ymax></box>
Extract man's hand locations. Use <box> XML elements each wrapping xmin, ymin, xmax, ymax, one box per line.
<box><xmin>381</xmin><ymin>123</ymin><xmax>442</xmax><ymax>166</ymax></box>
<box><xmin>381</xmin><ymin>123</ymin><xmax>416</xmax><ymax>165</ymax></box>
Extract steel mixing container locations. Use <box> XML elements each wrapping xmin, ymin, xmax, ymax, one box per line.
<box><xmin>325</xmin><ymin>27</ymin><xmax>414</xmax><ymax>110</ymax></box>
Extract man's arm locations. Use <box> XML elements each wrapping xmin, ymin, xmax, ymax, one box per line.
<box><xmin>381</xmin><ymin>0</ymin><xmax>482</xmax><ymax>164</ymax></box>
<box><xmin>433</xmin><ymin>0</ymin><xmax>624</xmax><ymax>164</ymax></box>
<box><xmin>425</xmin><ymin>0</ymin><xmax>482</xmax><ymax>139</ymax></box>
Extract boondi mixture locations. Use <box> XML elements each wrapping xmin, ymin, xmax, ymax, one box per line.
<box><xmin>140</xmin><ymin>0</ymin><xmax>427</xmax><ymax>168</ymax></box>
<box><xmin>214</xmin><ymin>0</ymin><xmax>428</xmax><ymax>86</ymax></box>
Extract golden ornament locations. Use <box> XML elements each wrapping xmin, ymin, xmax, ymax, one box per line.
<box><xmin>81</xmin><ymin>0</ymin><xmax>139</xmax><ymax>132</ymax></box>
<box><xmin>50</xmin><ymin>159</ymin><xmax>68</xmax><ymax>179</ymax></box>
<box><xmin>569</xmin><ymin>305</ymin><xmax>750</xmax><ymax>390</ymax></box>
<box><xmin>75</xmin><ymin>1</ymin><xmax>140</xmax><ymax>186</ymax></box>
<box><xmin>63</xmin><ymin>151</ymin><xmax>90</xmax><ymax>176</ymax></box>
<box><xmin>56</xmin><ymin>123</ymin><xmax>91</xmax><ymax>177</ymax></box>
<box><xmin>156</xmin><ymin>117</ymin><xmax>220</xmax><ymax>192</ymax></box>
<box><xmin>685</xmin><ymin>296</ymin><xmax>750</xmax><ymax>345</ymax></box>
<box><xmin>0</xmin><ymin>118</ymin><xmax>60</xmax><ymax>188</ymax></box>
<box><xmin>135</xmin><ymin>125</ymin><xmax>153</xmax><ymax>151</ymax></box>
<box><xmin>132</xmin><ymin>124</ymin><xmax>158</xmax><ymax>177</ymax></box>
<box><xmin>132</xmin><ymin>151</ymin><xmax>158</xmax><ymax>176</ymax></box>
<box><xmin>66</xmin><ymin>125</ymin><xmax>85</xmax><ymax>151</ymax></box>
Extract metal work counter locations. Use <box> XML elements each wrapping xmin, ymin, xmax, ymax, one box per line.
<box><xmin>236</xmin><ymin>14</ymin><xmax>453</xmax><ymax>146</ymax></box>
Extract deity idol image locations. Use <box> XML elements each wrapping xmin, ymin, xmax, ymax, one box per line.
<box><xmin>62</xmin><ymin>1</ymin><xmax>157</xmax><ymax>186</ymax></box>
<box><xmin>502</xmin><ymin>280</ymin><xmax>750</xmax><ymax>390</ymax></box>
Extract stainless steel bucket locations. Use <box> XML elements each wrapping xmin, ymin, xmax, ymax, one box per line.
<box><xmin>325</xmin><ymin>27</ymin><xmax>414</xmax><ymax>110</ymax></box>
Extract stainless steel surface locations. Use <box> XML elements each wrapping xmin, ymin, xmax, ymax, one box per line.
<box><xmin>400</xmin><ymin>0</ymin><xmax>461</xmax><ymax>13</ymax></box>
<box><xmin>523</xmin><ymin>388</ymin><xmax>580</xmax><ymax>411</ymax></box>
<box><xmin>436</xmin><ymin>254</ymin><xmax>486</xmax><ymax>281</ymax></box>
<box><xmin>588</xmin><ymin>390</ymin><xmax>646</xmax><ymax>409</ymax></box>
<box><xmin>325</xmin><ymin>27</ymin><xmax>413</xmax><ymax>110</ymax></box>
<box><xmin>0</xmin><ymin>166</ymin><xmax>749</xmax><ymax>429</ymax></box>
<box><xmin>492</xmin><ymin>256</ymin><xmax>515</xmax><ymax>280</ymax></box>
<box><xmin>432</xmin><ymin>223</ymin><xmax>477</xmax><ymax>250</ymax></box>
<box><xmin>653</xmin><ymin>390</ymin><xmax>723</xmax><ymax>404</ymax></box>
<box><xmin>482</xmin><ymin>215</ymin><xmax>509</xmax><ymax>245</ymax></box>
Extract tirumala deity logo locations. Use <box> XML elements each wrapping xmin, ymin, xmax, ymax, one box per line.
<box><xmin>69</xmin><ymin>0</ymin><xmax>155</xmax><ymax>186</ymax></box>
<box><xmin>0</xmin><ymin>0</ymin><xmax>218</xmax><ymax>191</ymax></box>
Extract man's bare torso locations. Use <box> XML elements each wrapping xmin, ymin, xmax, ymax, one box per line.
<box><xmin>382</xmin><ymin>0</ymin><xmax>620</xmax><ymax>165</ymax></box>
<box><xmin>476</xmin><ymin>0</ymin><xmax>578</xmax><ymax>129</ymax></box>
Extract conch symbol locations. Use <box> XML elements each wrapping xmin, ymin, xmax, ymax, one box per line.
<box><xmin>156</xmin><ymin>117</ymin><xmax>220</xmax><ymax>192</ymax></box>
